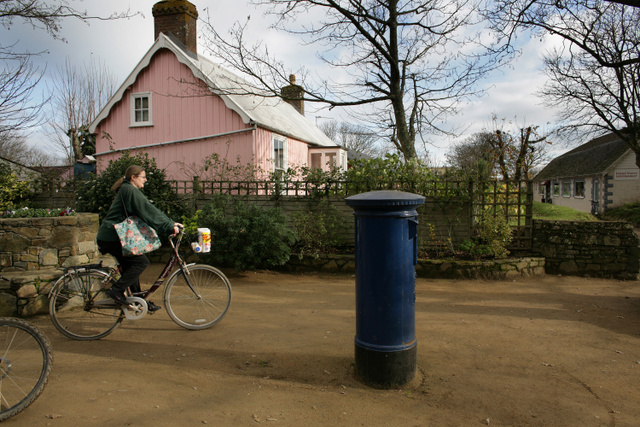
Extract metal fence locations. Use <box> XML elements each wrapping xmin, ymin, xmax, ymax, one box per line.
<box><xmin>168</xmin><ymin>178</ymin><xmax>533</xmax><ymax>250</ymax></box>
<box><xmin>33</xmin><ymin>177</ymin><xmax>533</xmax><ymax>250</ymax></box>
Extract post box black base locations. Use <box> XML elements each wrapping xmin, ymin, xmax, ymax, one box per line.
<box><xmin>355</xmin><ymin>344</ymin><xmax>416</xmax><ymax>389</ymax></box>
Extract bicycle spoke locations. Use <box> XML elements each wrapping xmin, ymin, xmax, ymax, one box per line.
<box><xmin>0</xmin><ymin>318</ymin><xmax>52</xmax><ymax>421</ymax></box>
<box><xmin>49</xmin><ymin>270</ymin><xmax>123</xmax><ymax>340</ymax></box>
<box><xmin>164</xmin><ymin>265</ymin><xmax>231</xmax><ymax>330</ymax></box>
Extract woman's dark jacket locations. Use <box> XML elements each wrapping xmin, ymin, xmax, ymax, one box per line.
<box><xmin>96</xmin><ymin>181</ymin><xmax>175</xmax><ymax>242</ymax></box>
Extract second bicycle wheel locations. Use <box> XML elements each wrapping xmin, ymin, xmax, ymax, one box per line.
<box><xmin>164</xmin><ymin>264</ymin><xmax>231</xmax><ymax>330</ymax></box>
<box><xmin>49</xmin><ymin>270</ymin><xmax>123</xmax><ymax>340</ymax></box>
<box><xmin>0</xmin><ymin>317</ymin><xmax>53</xmax><ymax>421</ymax></box>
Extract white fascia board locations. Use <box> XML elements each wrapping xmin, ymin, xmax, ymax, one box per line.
<box><xmin>89</xmin><ymin>34</ymin><xmax>255</xmax><ymax>133</ymax></box>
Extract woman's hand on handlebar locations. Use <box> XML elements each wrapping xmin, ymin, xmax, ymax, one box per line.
<box><xmin>172</xmin><ymin>223</ymin><xmax>184</xmax><ymax>236</ymax></box>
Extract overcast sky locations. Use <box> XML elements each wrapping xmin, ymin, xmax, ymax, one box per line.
<box><xmin>1</xmin><ymin>0</ymin><xmax>565</xmax><ymax>165</ymax></box>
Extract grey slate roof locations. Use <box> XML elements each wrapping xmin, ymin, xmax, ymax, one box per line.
<box><xmin>535</xmin><ymin>133</ymin><xmax>630</xmax><ymax>181</ymax></box>
<box><xmin>90</xmin><ymin>34</ymin><xmax>337</xmax><ymax>148</ymax></box>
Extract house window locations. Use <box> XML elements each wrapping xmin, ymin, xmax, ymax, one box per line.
<box><xmin>562</xmin><ymin>181</ymin><xmax>571</xmax><ymax>197</ymax></box>
<box><xmin>326</xmin><ymin>152</ymin><xmax>336</xmax><ymax>168</ymax></box>
<box><xmin>131</xmin><ymin>92</ymin><xmax>152</xmax><ymax>126</ymax></box>
<box><xmin>311</xmin><ymin>153</ymin><xmax>322</xmax><ymax>169</ymax></box>
<box><xmin>273</xmin><ymin>136</ymin><xmax>287</xmax><ymax>172</ymax></box>
<box><xmin>574</xmin><ymin>180</ymin><xmax>585</xmax><ymax>198</ymax></box>
<box><xmin>553</xmin><ymin>182</ymin><xmax>560</xmax><ymax>196</ymax></box>
<box><xmin>538</xmin><ymin>184</ymin><xmax>545</xmax><ymax>195</ymax></box>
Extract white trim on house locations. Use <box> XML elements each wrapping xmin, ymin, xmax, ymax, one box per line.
<box><xmin>130</xmin><ymin>92</ymin><xmax>153</xmax><ymax>127</ymax></box>
<box><xmin>89</xmin><ymin>33</ymin><xmax>336</xmax><ymax>149</ymax></box>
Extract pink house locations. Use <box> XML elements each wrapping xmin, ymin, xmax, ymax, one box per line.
<box><xmin>89</xmin><ymin>0</ymin><xmax>347</xmax><ymax>181</ymax></box>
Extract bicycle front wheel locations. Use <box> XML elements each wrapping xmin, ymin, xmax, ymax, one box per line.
<box><xmin>164</xmin><ymin>265</ymin><xmax>231</xmax><ymax>330</ymax></box>
<box><xmin>0</xmin><ymin>318</ymin><xmax>53</xmax><ymax>421</ymax></box>
<box><xmin>49</xmin><ymin>270</ymin><xmax>123</xmax><ymax>340</ymax></box>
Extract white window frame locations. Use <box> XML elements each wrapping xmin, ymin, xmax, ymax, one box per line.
<box><xmin>130</xmin><ymin>92</ymin><xmax>153</xmax><ymax>127</ymax></box>
<box><xmin>273</xmin><ymin>136</ymin><xmax>287</xmax><ymax>172</ymax></box>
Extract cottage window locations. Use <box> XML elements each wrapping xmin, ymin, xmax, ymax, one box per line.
<box><xmin>562</xmin><ymin>181</ymin><xmax>571</xmax><ymax>197</ymax></box>
<box><xmin>574</xmin><ymin>180</ymin><xmax>585</xmax><ymax>198</ymax></box>
<box><xmin>273</xmin><ymin>137</ymin><xmax>287</xmax><ymax>171</ymax></box>
<box><xmin>311</xmin><ymin>153</ymin><xmax>322</xmax><ymax>169</ymax></box>
<box><xmin>326</xmin><ymin>152</ymin><xmax>336</xmax><ymax>168</ymax></box>
<box><xmin>131</xmin><ymin>92</ymin><xmax>152</xmax><ymax>126</ymax></box>
<box><xmin>553</xmin><ymin>182</ymin><xmax>560</xmax><ymax>196</ymax></box>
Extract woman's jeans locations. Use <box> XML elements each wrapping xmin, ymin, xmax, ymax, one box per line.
<box><xmin>97</xmin><ymin>239</ymin><xmax>150</xmax><ymax>293</ymax></box>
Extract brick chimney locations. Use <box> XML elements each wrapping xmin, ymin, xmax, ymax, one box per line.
<box><xmin>152</xmin><ymin>0</ymin><xmax>198</xmax><ymax>55</ymax></box>
<box><xmin>281</xmin><ymin>74</ymin><xmax>305</xmax><ymax>116</ymax></box>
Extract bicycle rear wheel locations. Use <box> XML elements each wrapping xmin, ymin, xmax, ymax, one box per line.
<box><xmin>164</xmin><ymin>264</ymin><xmax>231</xmax><ymax>330</ymax></box>
<box><xmin>0</xmin><ymin>317</ymin><xmax>53</xmax><ymax>421</ymax></box>
<box><xmin>49</xmin><ymin>270</ymin><xmax>123</xmax><ymax>340</ymax></box>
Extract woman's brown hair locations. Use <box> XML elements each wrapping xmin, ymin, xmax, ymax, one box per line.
<box><xmin>111</xmin><ymin>165</ymin><xmax>145</xmax><ymax>192</ymax></box>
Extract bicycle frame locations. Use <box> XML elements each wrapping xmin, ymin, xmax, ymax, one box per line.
<box><xmin>48</xmin><ymin>229</ymin><xmax>231</xmax><ymax>339</ymax></box>
<box><xmin>48</xmin><ymin>231</ymin><xmax>203</xmax><ymax>319</ymax></box>
<box><xmin>130</xmin><ymin>231</ymin><xmax>202</xmax><ymax>301</ymax></box>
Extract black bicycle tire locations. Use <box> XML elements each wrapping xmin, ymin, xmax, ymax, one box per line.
<box><xmin>0</xmin><ymin>317</ymin><xmax>53</xmax><ymax>421</ymax></box>
<box><xmin>49</xmin><ymin>270</ymin><xmax>123</xmax><ymax>340</ymax></box>
<box><xmin>163</xmin><ymin>264</ymin><xmax>231</xmax><ymax>330</ymax></box>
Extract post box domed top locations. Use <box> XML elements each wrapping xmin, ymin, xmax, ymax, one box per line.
<box><xmin>345</xmin><ymin>190</ymin><xmax>425</xmax><ymax>208</ymax></box>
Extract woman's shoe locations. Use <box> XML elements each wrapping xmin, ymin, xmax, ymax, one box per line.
<box><xmin>106</xmin><ymin>288</ymin><xmax>129</xmax><ymax>305</ymax></box>
<box><xmin>147</xmin><ymin>301</ymin><xmax>162</xmax><ymax>313</ymax></box>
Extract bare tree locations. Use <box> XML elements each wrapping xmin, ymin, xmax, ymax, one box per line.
<box><xmin>446</xmin><ymin>132</ymin><xmax>497</xmax><ymax>180</ymax></box>
<box><xmin>319</xmin><ymin>120</ymin><xmax>381</xmax><ymax>159</ymax></box>
<box><xmin>201</xmin><ymin>0</ymin><xmax>506</xmax><ymax>161</ymax></box>
<box><xmin>0</xmin><ymin>1</ymin><xmax>135</xmax><ymax>147</ymax></box>
<box><xmin>0</xmin><ymin>129</ymin><xmax>59</xmax><ymax>166</ymax></box>
<box><xmin>47</xmin><ymin>56</ymin><xmax>117</xmax><ymax>163</ymax></box>
<box><xmin>486</xmin><ymin>0</ymin><xmax>640</xmax><ymax>168</ymax></box>
<box><xmin>0</xmin><ymin>49</ymin><xmax>44</xmax><ymax>136</ymax></box>
<box><xmin>1</xmin><ymin>1</ymin><xmax>135</xmax><ymax>40</ymax></box>
<box><xmin>447</xmin><ymin>116</ymin><xmax>551</xmax><ymax>180</ymax></box>
<box><xmin>492</xmin><ymin>124</ymin><xmax>549</xmax><ymax>181</ymax></box>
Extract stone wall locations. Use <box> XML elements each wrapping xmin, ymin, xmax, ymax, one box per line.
<box><xmin>0</xmin><ymin>213</ymin><xmax>100</xmax><ymax>271</ymax></box>
<box><xmin>0</xmin><ymin>214</ymin><xmax>101</xmax><ymax>316</ymax></box>
<box><xmin>531</xmin><ymin>220</ymin><xmax>640</xmax><ymax>280</ymax></box>
<box><xmin>281</xmin><ymin>254</ymin><xmax>545</xmax><ymax>280</ymax></box>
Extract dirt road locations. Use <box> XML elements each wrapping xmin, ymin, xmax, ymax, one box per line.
<box><xmin>7</xmin><ymin>267</ymin><xmax>640</xmax><ymax>426</ymax></box>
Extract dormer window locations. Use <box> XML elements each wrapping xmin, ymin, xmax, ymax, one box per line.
<box><xmin>131</xmin><ymin>92</ymin><xmax>153</xmax><ymax>126</ymax></box>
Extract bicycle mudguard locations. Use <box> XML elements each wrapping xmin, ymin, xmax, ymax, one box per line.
<box><xmin>48</xmin><ymin>268</ymin><xmax>111</xmax><ymax>298</ymax></box>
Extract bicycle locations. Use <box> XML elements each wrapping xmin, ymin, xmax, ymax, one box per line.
<box><xmin>48</xmin><ymin>229</ymin><xmax>231</xmax><ymax>341</ymax></box>
<box><xmin>0</xmin><ymin>317</ymin><xmax>53</xmax><ymax>421</ymax></box>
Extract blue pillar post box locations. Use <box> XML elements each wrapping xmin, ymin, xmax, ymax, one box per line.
<box><xmin>345</xmin><ymin>190</ymin><xmax>425</xmax><ymax>388</ymax></box>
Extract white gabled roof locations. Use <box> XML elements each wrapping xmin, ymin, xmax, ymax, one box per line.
<box><xmin>90</xmin><ymin>33</ymin><xmax>336</xmax><ymax>148</ymax></box>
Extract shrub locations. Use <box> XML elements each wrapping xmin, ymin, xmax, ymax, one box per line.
<box><xmin>477</xmin><ymin>210</ymin><xmax>513</xmax><ymax>258</ymax></box>
<box><xmin>196</xmin><ymin>194</ymin><xmax>296</xmax><ymax>270</ymax></box>
<box><xmin>75</xmin><ymin>152</ymin><xmax>192</xmax><ymax>220</ymax></box>
<box><xmin>290</xmin><ymin>198</ymin><xmax>346</xmax><ymax>259</ymax></box>
<box><xmin>458</xmin><ymin>239</ymin><xmax>493</xmax><ymax>260</ymax></box>
<box><xmin>0</xmin><ymin>163</ymin><xmax>31</xmax><ymax>211</ymax></box>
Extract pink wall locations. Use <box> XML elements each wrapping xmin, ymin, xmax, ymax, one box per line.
<box><xmin>94</xmin><ymin>48</ymin><xmax>316</xmax><ymax>181</ymax></box>
<box><xmin>95</xmin><ymin>49</ymin><xmax>256</xmax><ymax>179</ymax></box>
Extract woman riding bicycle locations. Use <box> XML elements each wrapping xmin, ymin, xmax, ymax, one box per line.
<box><xmin>96</xmin><ymin>165</ymin><xmax>182</xmax><ymax>312</ymax></box>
